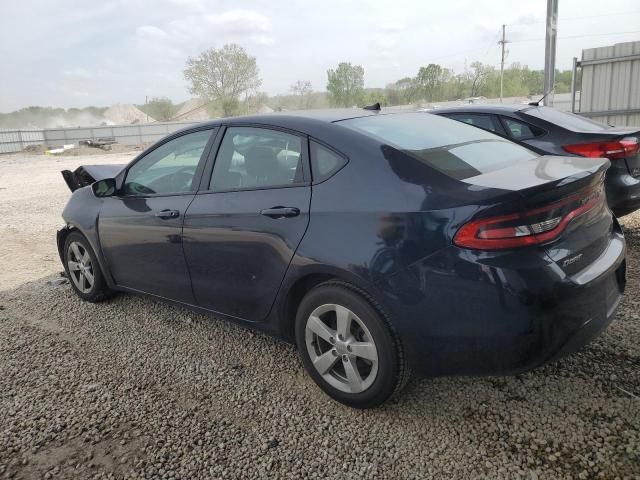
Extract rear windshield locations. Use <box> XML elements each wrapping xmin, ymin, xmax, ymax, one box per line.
<box><xmin>339</xmin><ymin>112</ymin><xmax>537</xmax><ymax>180</ymax></box>
<box><xmin>522</xmin><ymin>106</ymin><xmax>611</xmax><ymax>133</ymax></box>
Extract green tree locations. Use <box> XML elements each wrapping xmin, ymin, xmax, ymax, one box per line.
<box><xmin>416</xmin><ymin>64</ymin><xmax>442</xmax><ymax>101</ymax></box>
<box><xmin>359</xmin><ymin>89</ymin><xmax>387</xmax><ymax>107</ymax></box>
<box><xmin>139</xmin><ymin>97</ymin><xmax>177</xmax><ymax>121</ymax></box>
<box><xmin>326</xmin><ymin>62</ymin><xmax>365</xmax><ymax>107</ymax></box>
<box><xmin>387</xmin><ymin>77</ymin><xmax>420</xmax><ymax>105</ymax></box>
<box><xmin>184</xmin><ymin>44</ymin><xmax>262</xmax><ymax>117</ymax></box>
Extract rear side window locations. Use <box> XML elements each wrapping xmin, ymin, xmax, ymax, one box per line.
<box><xmin>522</xmin><ymin>106</ymin><xmax>612</xmax><ymax>133</ymax></box>
<box><xmin>210</xmin><ymin>127</ymin><xmax>304</xmax><ymax>191</ymax></box>
<box><xmin>339</xmin><ymin>112</ymin><xmax>537</xmax><ymax>181</ymax></box>
<box><xmin>310</xmin><ymin>141</ymin><xmax>346</xmax><ymax>182</ymax></box>
<box><xmin>501</xmin><ymin>117</ymin><xmax>545</xmax><ymax>141</ymax></box>
<box><xmin>446</xmin><ymin>113</ymin><xmax>500</xmax><ymax>133</ymax></box>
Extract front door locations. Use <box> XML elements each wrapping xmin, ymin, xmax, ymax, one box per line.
<box><xmin>99</xmin><ymin>128</ymin><xmax>216</xmax><ymax>302</ymax></box>
<box><xmin>183</xmin><ymin>126</ymin><xmax>311</xmax><ymax>322</ymax></box>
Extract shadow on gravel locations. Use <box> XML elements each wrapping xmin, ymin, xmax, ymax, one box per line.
<box><xmin>0</xmin><ymin>273</ymin><xmax>639</xmax><ymax>479</ymax></box>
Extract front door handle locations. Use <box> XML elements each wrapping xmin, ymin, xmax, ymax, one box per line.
<box><xmin>260</xmin><ymin>206</ymin><xmax>300</xmax><ymax>219</ymax></box>
<box><xmin>155</xmin><ymin>209</ymin><xmax>180</xmax><ymax>219</ymax></box>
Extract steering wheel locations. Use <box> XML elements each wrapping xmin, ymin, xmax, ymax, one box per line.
<box><xmin>170</xmin><ymin>166</ymin><xmax>196</xmax><ymax>192</ymax></box>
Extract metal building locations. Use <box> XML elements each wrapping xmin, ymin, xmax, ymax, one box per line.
<box><xmin>572</xmin><ymin>40</ymin><xmax>640</xmax><ymax>127</ymax></box>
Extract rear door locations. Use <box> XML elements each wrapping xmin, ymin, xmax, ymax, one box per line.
<box><xmin>98</xmin><ymin>128</ymin><xmax>216</xmax><ymax>302</ymax></box>
<box><xmin>183</xmin><ymin>125</ymin><xmax>311</xmax><ymax>322</ymax></box>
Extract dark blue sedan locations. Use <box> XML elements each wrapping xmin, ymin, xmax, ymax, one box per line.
<box><xmin>432</xmin><ymin>104</ymin><xmax>640</xmax><ymax>216</ymax></box>
<box><xmin>57</xmin><ymin>110</ymin><xmax>626</xmax><ymax>408</ymax></box>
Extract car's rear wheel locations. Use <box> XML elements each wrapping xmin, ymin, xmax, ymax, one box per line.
<box><xmin>295</xmin><ymin>281</ymin><xmax>410</xmax><ymax>408</ymax></box>
<box><xmin>63</xmin><ymin>231</ymin><xmax>112</xmax><ymax>302</ymax></box>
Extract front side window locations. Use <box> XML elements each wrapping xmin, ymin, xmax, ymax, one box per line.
<box><xmin>209</xmin><ymin>127</ymin><xmax>304</xmax><ymax>191</ymax></box>
<box><xmin>446</xmin><ymin>113</ymin><xmax>500</xmax><ymax>133</ymax></box>
<box><xmin>123</xmin><ymin>129</ymin><xmax>213</xmax><ymax>195</ymax></box>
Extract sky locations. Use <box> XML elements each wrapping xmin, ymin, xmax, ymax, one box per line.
<box><xmin>0</xmin><ymin>0</ymin><xmax>639</xmax><ymax>112</ymax></box>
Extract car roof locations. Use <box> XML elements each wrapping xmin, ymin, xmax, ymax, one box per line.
<box><xmin>197</xmin><ymin>108</ymin><xmax>382</xmax><ymax>128</ymax></box>
<box><xmin>180</xmin><ymin>108</ymin><xmax>419</xmax><ymax>139</ymax></box>
<box><xmin>431</xmin><ymin>104</ymin><xmax>532</xmax><ymax>115</ymax></box>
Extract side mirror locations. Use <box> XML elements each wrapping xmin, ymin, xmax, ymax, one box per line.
<box><xmin>92</xmin><ymin>178</ymin><xmax>117</xmax><ymax>197</ymax></box>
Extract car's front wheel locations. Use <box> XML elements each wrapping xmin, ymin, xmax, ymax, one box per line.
<box><xmin>295</xmin><ymin>281</ymin><xmax>410</xmax><ymax>408</ymax></box>
<box><xmin>63</xmin><ymin>231</ymin><xmax>112</xmax><ymax>302</ymax></box>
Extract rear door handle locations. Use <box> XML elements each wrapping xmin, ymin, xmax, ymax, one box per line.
<box><xmin>260</xmin><ymin>206</ymin><xmax>300</xmax><ymax>218</ymax></box>
<box><xmin>155</xmin><ymin>209</ymin><xmax>180</xmax><ymax>219</ymax></box>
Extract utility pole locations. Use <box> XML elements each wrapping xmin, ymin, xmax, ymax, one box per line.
<box><xmin>145</xmin><ymin>95</ymin><xmax>149</xmax><ymax>123</ymax></box>
<box><xmin>498</xmin><ymin>24</ymin><xmax>510</xmax><ymax>103</ymax></box>
<box><xmin>543</xmin><ymin>0</ymin><xmax>558</xmax><ymax>107</ymax></box>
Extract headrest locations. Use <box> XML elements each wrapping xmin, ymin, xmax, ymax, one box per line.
<box><xmin>244</xmin><ymin>146</ymin><xmax>279</xmax><ymax>179</ymax></box>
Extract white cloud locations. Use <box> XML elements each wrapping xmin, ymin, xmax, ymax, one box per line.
<box><xmin>204</xmin><ymin>9</ymin><xmax>272</xmax><ymax>35</ymax></box>
<box><xmin>1</xmin><ymin>0</ymin><xmax>639</xmax><ymax>111</ymax></box>
<box><xmin>136</xmin><ymin>25</ymin><xmax>169</xmax><ymax>40</ymax></box>
<box><xmin>379</xmin><ymin>21</ymin><xmax>406</xmax><ymax>32</ymax></box>
<box><xmin>164</xmin><ymin>0</ymin><xmax>206</xmax><ymax>13</ymax></box>
<box><xmin>63</xmin><ymin>67</ymin><xmax>93</xmax><ymax>79</ymax></box>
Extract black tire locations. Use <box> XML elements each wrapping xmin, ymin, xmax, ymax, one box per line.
<box><xmin>295</xmin><ymin>281</ymin><xmax>410</xmax><ymax>408</ymax></box>
<box><xmin>63</xmin><ymin>231</ymin><xmax>113</xmax><ymax>302</ymax></box>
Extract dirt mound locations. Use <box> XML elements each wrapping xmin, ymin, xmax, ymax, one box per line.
<box><xmin>173</xmin><ymin>98</ymin><xmax>211</xmax><ymax>121</ymax></box>
<box><xmin>104</xmin><ymin>104</ymin><xmax>154</xmax><ymax>125</ymax></box>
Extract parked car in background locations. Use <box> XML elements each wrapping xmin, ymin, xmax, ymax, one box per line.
<box><xmin>58</xmin><ymin>110</ymin><xmax>625</xmax><ymax>408</ymax></box>
<box><xmin>433</xmin><ymin>105</ymin><xmax>640</xmax><ymax>217</ymax></box>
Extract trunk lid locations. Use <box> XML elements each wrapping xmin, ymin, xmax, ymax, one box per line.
<box><xmin>562</xmin><ymin>129</ymin><xmax>640</xmax><ymax>178</ymax></box>
<box><xmin>459</xmin><ymin>155</ymin><xmax>612</xmax><ymax>276</ymax></box>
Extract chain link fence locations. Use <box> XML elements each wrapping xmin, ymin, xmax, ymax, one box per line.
<box><xmin>0</xmin><ymin>121</ymin><xmax>200</xmax><ymax>154</ymax></box>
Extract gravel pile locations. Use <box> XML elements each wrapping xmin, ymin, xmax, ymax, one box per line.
<box><xmin>0</xmin><ymin>153</ymin><xmax>638</xmax><ymax>479</ymax></box>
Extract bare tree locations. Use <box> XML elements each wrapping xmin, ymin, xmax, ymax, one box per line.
<box><xmin>468</xmin><ymin>61</ymin><xmax>492</xmax><ymax>97</ymax></box>
<box><xmin>184</xmin><ymin>44</ymin><xmax>262</xmax><ymax>117</ymax></box>
<box><xmin>290</xmin><ymin>80</ymin><xmax>313</xmax><ymax>108</ymax></box>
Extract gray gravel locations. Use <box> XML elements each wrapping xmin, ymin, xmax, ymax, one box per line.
<box><xmin>0</xmin><ymin>153</ymin><xmax>639</xmax><ymax>479</ymax></box>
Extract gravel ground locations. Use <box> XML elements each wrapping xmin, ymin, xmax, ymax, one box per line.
<box><xmin>0</xmin><ymin>152</ymin><xmax>639</xmax><ymax>479</ymax></box>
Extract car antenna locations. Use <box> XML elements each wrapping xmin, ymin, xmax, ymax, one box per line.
<box><xmin>528</xmin><ymin>90</ymin><xmax>552</xmax><ymax>106</ymax></box>
<box><xmin>363</xmin><ymin>102</ymin><xmax>381</xmax><ymax>111</ymax></box>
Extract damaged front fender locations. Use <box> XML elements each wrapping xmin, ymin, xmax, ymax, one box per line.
<box><xmin>61</xmin><ymin>164</ymin><xmax>125</xmax><ymax>192</ymax></box>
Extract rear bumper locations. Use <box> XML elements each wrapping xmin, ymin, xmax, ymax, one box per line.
<box><xmin>605</xmin><ymin>168</ymin><xmax>640</xmax><ymax>216</ymax></box>
<box><xmin>376</xmin><ymin>229</ymin><xmax>626</xmax><ymax>377</ymax></box>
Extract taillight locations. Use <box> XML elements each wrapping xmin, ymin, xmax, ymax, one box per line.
<box><xmin>563</xmin><ymin>137</ymin><xmax>639</xmax><ymax>160</ymax></box>
<box><xmin>454</xmin><ymin>185</ymin><xmax>604</xmax><ymax>250</ymax></box>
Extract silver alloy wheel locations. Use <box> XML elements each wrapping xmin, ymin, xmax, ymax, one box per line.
<box><xmin>305</xmin><ymin>303</ymin><xmax>379</xmax><ymax>394</ymax></box>
<box><xmin>67</xmin><ymin>241</ymin><xmax>94</xmax><ymax>294</ymax></box>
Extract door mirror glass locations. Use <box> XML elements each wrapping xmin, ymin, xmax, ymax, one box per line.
<box><xmin>92</xmin><ymin>178</ymin><xmax>117</xmax><ymax>197</ymax></box>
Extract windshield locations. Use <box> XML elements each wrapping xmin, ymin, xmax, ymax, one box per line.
<box><xmin>339</xmin><ymin>112</ymin><xmax>538</xmax><ymax>180</ymax></box>
<box><xmin>522</xmin><ymin>106</ymin><xmax>613</xmax><ymax>133</ymax></box>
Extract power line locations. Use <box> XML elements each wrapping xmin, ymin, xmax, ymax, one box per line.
<box><xmin>506</xmin><ymin>10</ymin><xmax>640</xmax><ymax>26</ymax></box>
<box><xmin>415</xmin><ymin>37</ymin><xmax>500</xmax><ymax>65</ymax></box>
<box><xmin>511</xmin><ymin>30</ymin><xmax>640</xmax><ymax>43</ymax></box>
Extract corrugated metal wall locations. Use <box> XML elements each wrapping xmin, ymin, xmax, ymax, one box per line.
<box><xmin>579</xmin><ymin>40</ymin><xmax>640</xmax><ymax>127</ymax></box>
<box><xmin>0</xmin><ymin>121</ymin><xmax>200</xmax><ymax>154</ymax></box>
